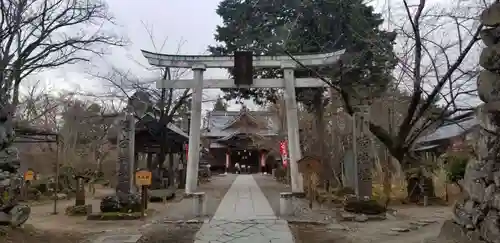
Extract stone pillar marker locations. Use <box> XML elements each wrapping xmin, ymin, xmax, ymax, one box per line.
<box><xmin>116</xmin><ymin>111</ymin><xmax>136</xmax><ymax>199</ymax></box>
<box><xmin>352</xmin><ymin>105</ymin><xmax>372</xmax><ymax>199</ymax></box>
<box><xmin>282</xmin><ymin>62</ymin><xmax>304</xmax><ymax>194</ymax></box>
<box><xmin>185</xmin><ymin>64</ymin><xmax>206</xmax><ymax>194</ymax></box>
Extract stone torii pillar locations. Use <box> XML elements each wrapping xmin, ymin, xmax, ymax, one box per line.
<box><xmin>282</xmin><ymin>62</ymin><xmax>304</xmax><ymax>193</ymax></box>
<box><xmin>185</xmin><ymin>64</ymin><xmax>205</xmax><ymax>194</ymax></box>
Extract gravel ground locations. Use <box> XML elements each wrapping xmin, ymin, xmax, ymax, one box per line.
<box><xmin>151</xmin><ymin>174</ymin><xmax>237</xmax><ymax>220</ymax></box>
<box><xmin>252</xmin><ymin>174</ymin><xmax>338</xmax><ymax>222</ymax></box>
<box><xmin>135</xmin><ymin>174</ymin><xmax>237</xmax><ymax>242</ymax></box>
<box><xmin>289</xmin><ymin>224</ymin><xmax>352</xmax><ymax>243</ymax></box>
<box><xmin>253</xmin><ymin>174</ymin><xmax>452</xmax><ymax>243</ymax></box>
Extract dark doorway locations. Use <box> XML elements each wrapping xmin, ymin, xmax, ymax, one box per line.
<box><xmin>230</xmin><ymin>149</ymin><xmax>259</xmax><ymax>173</ymax></box>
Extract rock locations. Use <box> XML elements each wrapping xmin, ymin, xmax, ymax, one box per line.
<box><xmin>339</xmin><ymin>213</ymin><xmax>354</xmax><ymax>221</ymax></box>
<box><xmin>480</xmin><ymin>44</ymin><xmax>500</xmax><ymax>71</ymax></box>
<box><xmin>419</xmin><ymin>219</ymin><xmax>437</xmax><ymax>224</ymax></box>
<box><xmin>354</xmin><ymin>214</ymin><xmax>368</xmax><ymax>222</ymax></box>
<box><xmin>481</xmin><ymin>3</ymin><xmax>500</xmax><ymax>26</ymax></box>
<box><xmin>9</xmin><ymin>205</ymin><xmax>30</xmax><ymax>227</ymax></box>
<box><xmin>391</xmin><ymin>227</ymin><xmax>410</xmax><ymax>232</ymax></box>
<box><xmin>494</xmin><ymin>171</ymin><xmax>500</xmax><ymax>187</ymax></box>
<box><xmin>479</xmin><ymin>211</ymin><xmax>500</xmax><ymax>243</ymax></box>
<box><xmin>367</xmin><ymin>214</ymin><xmax>386</xmax><ymax>220</ymax></box>
<box><xmin>52</xmin><ymin>193</ymin><xmax>67</xmax><ymax>200</ymax></box>
<box><xmin>492</xmin><ymin>193</ymin><xmax>500</xmax><ymax>210</ymax></box>
<box><xmin>411</xmin><ymin>221</ymin><xmax>430</xmax><ymax>227</ymax></box>
<box><xmin>481</xmin><ymin>27</ymin><xmax>500</xmax><ymax>46</ymax></box>
<box><xmin>385</xmin><ymin>212</ymin><xmax>397</xmax><ymax>220</ymax></box>
<box><xmin>452</xmin><ymin>197</ymin><xmax>474</xmax><ymax>228</ymax></box>
<box><xmin>326</xmin><ymin>223</ymin><xmax>347</xmax><ymax>230</ymax></box>
<box><xmin>438</xmin><ymin>220</ymin><xmax>482</xmax><ymax>243</ymax></box>
<box><xmin>477</xmin><ymin>70</ymin><xmax>500</xmax><ymax>103</ymax></box>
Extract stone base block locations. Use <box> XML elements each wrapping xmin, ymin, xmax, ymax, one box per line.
<box><xmin>279</xmin><ymin>192</ymin><xmax>294</xmax><ymax>217</ymax></box>
<box><xmin>192</xmin><ymin>192</ymin><xmax>206</xmax><ymax>217</ymax></box>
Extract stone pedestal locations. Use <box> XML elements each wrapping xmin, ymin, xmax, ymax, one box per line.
<box><xmin>192</xmin><ymin>192</ymin><xmax>206</xmax><ymax>217</ymax></box>
<box><xmin>279</xmin><ymin>192</ymin><xmax>294</xmax><ymax>216</ymax></box>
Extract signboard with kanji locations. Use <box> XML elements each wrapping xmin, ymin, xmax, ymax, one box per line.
<box><xmin>135</xmin><ymin>169</ymin><xmax>152</xmax><ymax>186</ymax></box>
<box><xmin>24</xmin><ymin>169</ymin><xmax>35</xmax><ymax>181</ymax></box>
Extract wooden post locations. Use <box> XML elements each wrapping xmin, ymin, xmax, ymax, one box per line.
<box><xmin>53</xmin><ymin>138</ymin><xmax>60</xmax><ymax>215</ymax></box>
<box><xmin>135</xmin><ymin>169</ymin><xmax>152</xmax><ymax>220</ymax></box>
<box><xmin>308</xmin><ymin>174</ymin><xmax>313</xmax><ymax>209</ymax></box>
<box><xmin>141</xmin><ymin>185</ymin><xmax>147</xmax><ymax>220</ymax></box>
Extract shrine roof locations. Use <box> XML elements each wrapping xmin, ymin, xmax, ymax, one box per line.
<box><xmin>202</xmin><ymin>109</ymin><xmax>279</xmax><ymax>137</ymax></box>
<box><xmin>415</xmin><ymin>116</ymin><xmax>478</xmax><ymax>144</ymax></box>
<box><xmin>216</xmin><ymin>132</ymin><xmax>266</xmax><ymax>142</ymax></box>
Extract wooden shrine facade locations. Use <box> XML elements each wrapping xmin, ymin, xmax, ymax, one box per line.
<box><xmin>201</xmin><ymin>106</ymin><xmax>280</xmax><ymax>173</ymax></box>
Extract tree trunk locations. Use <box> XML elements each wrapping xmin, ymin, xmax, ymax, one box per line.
<box><xmin>168</xmin><ymin>150</ymin><xmax>175</xmax><ymax>187</ymax></box>
<box><xmin>312</xmin><ymin>92</ymin><xmax>336</xmax><ymax>190</ymax></box>
<box><xmin>0</xmin><ymin>104</ymin><xmax>22</xmax><ymax>211</ymax></box>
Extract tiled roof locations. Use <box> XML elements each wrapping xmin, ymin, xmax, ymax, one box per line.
<box><xmin>415</xmin><ymin>117</ymin><xmax>478</xmax><ymax>144</ymax></box>
<box><xmin>203</xmin><ymin>110</ymin><xmax>279</xmax><ymax>137</ymax></box>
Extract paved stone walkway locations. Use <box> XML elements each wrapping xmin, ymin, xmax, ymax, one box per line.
<box><xmin>194</xmin><ymin>175</ymin><xmax>294</xmax><ymax>242</ymax></box>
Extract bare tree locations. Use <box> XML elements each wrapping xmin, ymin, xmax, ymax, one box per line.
<box><xmin>289</xmin><ymin>0</ymin><xmax>487</xmax><ymax>165</ymax></box>
<box><xmin>0</xmin><ymin>0</ymin><xmax>124</xmax><ymax>152</ymax></box>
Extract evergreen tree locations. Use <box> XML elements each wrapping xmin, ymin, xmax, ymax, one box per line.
<box><xmin>209</xmin><ymin>0</ymin><xmax>396</xmax><ymax>181</ymax></box>
<box><xmin>209</xmin><ymin>0</ymin><xmax>396</xmax><ymax>106</ymax></box>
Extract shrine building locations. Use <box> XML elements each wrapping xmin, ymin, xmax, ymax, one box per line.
<box><xmin>201</xmin><ymin>106</ymin><xmax>281</xmax><ymax>173</ymax></box>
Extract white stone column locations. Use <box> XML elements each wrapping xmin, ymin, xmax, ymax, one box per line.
<box><xmin>282</xmin><ymin>62</ymin><xmax>304</xmax><ymax>193</ymax></box>
<box><xmin>185</xmin><ymin>64</ymin><xmax>206</xmax><ymax>194</ymax></box>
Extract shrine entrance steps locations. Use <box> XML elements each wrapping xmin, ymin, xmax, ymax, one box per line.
<box><xmin>194</xmin><ymin>175</ymin><xmax>294</xmax><ymax>242</ymax></box>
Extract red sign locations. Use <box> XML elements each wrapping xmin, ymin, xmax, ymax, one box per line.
<box><xmin>185</xmin><ymin>143</ymin><xmax>188</xmax><ymax>159</ymax></box>
<box><xmin>279</xmin><ymin>141</ymin><xmax>288</xmax><ymax>157</ymax></box>
<box><xmin>279</xmin><ymin>140</ymin><xmax>288</xmax><ymax>168</ymax></box>
<box><xmin>226</xmin><ymin>152</ymin><xmax>230</xmax><ymax>168</ymax></box>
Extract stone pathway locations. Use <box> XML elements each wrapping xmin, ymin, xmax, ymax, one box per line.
<box><xmin>194</xmin><ymin>175</ymin><xmax>294</xmax><ymax>242</ymax></box>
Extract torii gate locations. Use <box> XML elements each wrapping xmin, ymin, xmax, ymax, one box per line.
<box><xmin>141</xmin><ymin>50</ymin><xmax>345</xmax><ymax>194</ymax></box>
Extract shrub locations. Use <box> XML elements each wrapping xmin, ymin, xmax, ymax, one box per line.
<box><xmin>443</xmin><ymin>152</ymin><xmax>469</xmax><ymax>187</ymax></box>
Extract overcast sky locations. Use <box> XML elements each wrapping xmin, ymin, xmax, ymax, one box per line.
<box><xmin>33</xmin><ymin>0</ymin><xmax>386</xmax><ymax>111</ymax></box>
<box><xmin>32</xmin><ymin>0</ymin><xmax>478</xmax><ymax>112</ymax></box>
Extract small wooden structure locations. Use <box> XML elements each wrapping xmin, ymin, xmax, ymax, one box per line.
<box><xmin>297</xmin><ymin>155</ymin><xmax>322</xmax><ymax>209</ymax></box>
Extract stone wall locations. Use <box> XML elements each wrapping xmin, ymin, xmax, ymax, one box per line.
<box><xmin>440</xmin><ymin>3</ymin><xmax>500</xmax><ymax>242</ymax></box>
